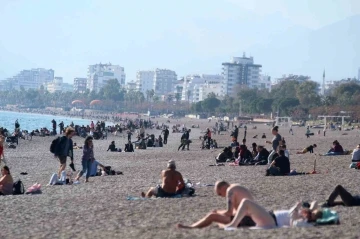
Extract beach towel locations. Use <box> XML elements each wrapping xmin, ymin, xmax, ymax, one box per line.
<box><xmin>127</xmin><ymin>194</ymin><xmax>182</xmax><ymax>200</ymax></box>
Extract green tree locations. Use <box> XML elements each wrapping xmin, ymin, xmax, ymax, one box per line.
<box><xmin>175</xmin><ymin>93</ymin><xmax>181</xmax><ymax>103</ymax></box>
<box><xmin>295</xmin><ymin>81</ymin><xmax>321</xmax><ymax>107</ymax></box>
<box><xmin>102</xmin><ymin>79</ymin><xmax>122</xmax><ymax>101</ymax></box>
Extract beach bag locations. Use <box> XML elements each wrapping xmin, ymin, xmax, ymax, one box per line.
<box><xmin>50</xmin><ymin>137</ymin><xmax>60</xmax><ymax>154</ymax></box>
<box><xmin>13</xmin><ymin>179</ymin><xmax>25</xmax><ymax>195</ymax></box>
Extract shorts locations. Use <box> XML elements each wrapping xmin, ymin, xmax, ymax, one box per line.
<box><xmin>230</xmin><ymin>216</ymin><xmax>256</xmax><ymax>227</ymax></box>
<box><xmin>302</xmin><ymin>148</ymin><xmax>308</xmax><ymax>154</ymax></box>
<box><xmin>153</xmin><ymin>185</ymin><xmax>176</xmax><ymax>198</ymax></box>
<box><xmin>58</xmin><ymin>156</ymin><xmax>67</xmax><ymax>164</ymax></box>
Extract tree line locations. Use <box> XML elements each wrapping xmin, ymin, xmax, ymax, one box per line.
<box><xmin>1</xmin><ymin>78</ymin><xmax>360</xmax><ymax>119</ymax></box>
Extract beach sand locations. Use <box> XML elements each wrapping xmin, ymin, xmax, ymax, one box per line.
<box><xmin>1</xmin><ymin>118</ymin><xmax>360</xmax><ymax>238</ymax></box>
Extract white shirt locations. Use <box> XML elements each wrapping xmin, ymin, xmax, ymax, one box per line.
<box><xmin>352</xmin><ymin>148</ymin><xmax>360</xmax><ymax>161</ymax></box>
<box><xmin>274</xmin><ymin>210</ymin><xmax>291</xmax><ymax>227</ymax></box>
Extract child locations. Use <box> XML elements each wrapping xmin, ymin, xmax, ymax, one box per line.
<box><xmin>280</xmin><ymin>144</ymin><xmax>290</xmax><ymax>159</ymax></box>
<box><xmin>296</xmin><ymin>144</ymin><xmax>317</xmax><ymax>154</ymax></box>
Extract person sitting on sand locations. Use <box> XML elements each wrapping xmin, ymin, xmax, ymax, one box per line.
<box><xmin>322</xmin><ymin>185</ymin><xmax>360</xmax><ymax>207</ymax></box>
<box><xmin>351</xmin><ymin>144</ymin><xmax>360</xmax><ymax>162</ymax></box>
<box><xmin>0</xmin><ymin>166</ymin><xmax>13</xmax><ymax>196</ymax></box>
<box><xmin>280</xmin><ymin>145</ymin><xmax>289</xmax><ymax>159</ymax></box>
<box><xmin>223</xmin><ymin>199</ymin><xmax>338</xmax><ymax>229</ymax></box>
<box><xmin>266</xmin><ymin>126</ymin><xmax>282</xmax><ymax>164</ymax></box>
<box><xmin>261</xmin><ymin>133</ymin><xmax>266</xmax><ymax>139</ymax></box>
<box><xmin>107</xmin><ymin>141</ymin><xmax>120</xmax><ymax>152</ymax></box>
<box><xmin>266</xmin><ymin>150</ymin><xmax>290</xmax><ymax>176</ymax></box>
<box><xmin>177</xmin><ymin>181</ymin><xmax>256</xmax><ymax>229</ymax></box>
<box><xmin>141</xmin><ymin>160</ymin><xmax>185</xmax><ymax>198</ymax></box>
<box><xmin>296</xmin><ymin>144</ymin><xmax>317</xmax><ymax>154</ymax></box>
<box><xmin>124</xmin><ymin>140</ymin><xmax>134</xmax><ymax>152</ymax></box>
<box><xmin>321</xmin><ymin>140</ymin><xmax>344</xmax><ymax>156</ymax></box>
<box><xmin>216</xmin><ymin>147</ymin><xmax>233</xmax><ymax>163</ymax></box>
<box><xmin>252</xmin><ymin>146</ymin><xmax>270</xmax><ymax>165</ymax></box>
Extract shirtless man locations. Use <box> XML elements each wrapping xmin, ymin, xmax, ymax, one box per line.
<box><xmin>141</xmin><ymin>160</ymin><xmax>185</xmax><ymax>198</ymax></box>
<box><xmin>177</xmin><ymin>181</ymin><xmax>255</xmax><ymax>229</ymax></box>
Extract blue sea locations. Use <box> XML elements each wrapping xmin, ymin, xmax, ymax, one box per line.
<box><xmin>0</xmin><ymin>111</ymin><xmax>93</xmax><ymax>131</ymax></box>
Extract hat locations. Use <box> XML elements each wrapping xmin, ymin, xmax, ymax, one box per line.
<box><xmin>167</xmin><ymin>160</ymin><xmax>176</xmax><ymax>168</ymax></box>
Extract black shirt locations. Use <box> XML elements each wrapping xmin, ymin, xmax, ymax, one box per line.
<box><xmin>274</xmin><ymin>156</ymin><xmax>290</xmax><ymax>175</ymax></box>
<box><xmin>306</xmin><ymin>145</ymin><xmax>314</xmax><ymax>153</ymax></box>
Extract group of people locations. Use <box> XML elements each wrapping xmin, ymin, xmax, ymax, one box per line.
<box><xmin>176</xmin><ymin>181</ymin><xmax>359</xmax><ymax>229</ymax></box>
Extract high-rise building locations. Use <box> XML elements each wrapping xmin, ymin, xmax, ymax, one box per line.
<box><xmin>153</xmin><ymin>69</ymin><xmax>177</xmax><ymax>96</ymax></box>
<box><xmin>74</xmin><ymin>78</ymin><xmax>87</xmax><ymax>93</ymax></box>
<box><xmin>135</xmin><ymin>71</ymin><xmax>155</xmax><ymax>94</ymax></box>
<box><xmin>87</xmin><ymin>63</ymin><xmax>126</xmax><ymax>92</ymax></box>
<box><xmin>6</xmin><ymin>68</ymin><xmax>54</xmax><ymax>90</ymax></box>
<box><xmin>222</xmin><ymin>54</ymin><xmax>262</xmax><ymax>95</ymax></box>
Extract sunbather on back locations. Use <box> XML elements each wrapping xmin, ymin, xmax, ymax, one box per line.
<box><xmin>322</xmin><ymin>185</ymin><xmax>360</xmax><ymax>207</ymax></box>
<box><xmin>141</xmin><ymin>160</ymin><xmax>185</xmax><ymax>198</ymax></box>
<box><xmin>177</xmin><ymin>181</ymin><xmax>256</xmax><ymax>229</ymax></box>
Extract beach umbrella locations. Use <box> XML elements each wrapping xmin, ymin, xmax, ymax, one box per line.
<box><xmin>90</xmin><ymin>100</ymin><xmax>102</xmax><ymax>106</ymax></box>
<box><xmin>71</xmin><ymin>100</ymin><xmax>85</xmax><ymax>105</ymax></box>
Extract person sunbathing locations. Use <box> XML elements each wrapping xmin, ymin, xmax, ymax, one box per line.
<box><xmin>177</xmin><ymin>181</ymin><xmax>256</xmax><ymax>229</ymax></box>
<box><xmin>141</xmin><ymin>160</ymin><xmax>185</xmax><ymax>198</ymax></box>
<box><xmin>296</xmin><ymin>144</ymin><xmax>317</xmax><ymax>154</ymax></box>
<box><xmin>223</xmin><ymin>199</ymin><xmax>338</xmax><ymax>229</ymax></box>
<box><xmin>0</xmin><ymin>166</ymin><xmax>14</xmax><ymax>196</ymax></box>
<box><xmin>322</xmin><ymin>185</ymin><xmax>360</xmax><ymax>207</ymax></box>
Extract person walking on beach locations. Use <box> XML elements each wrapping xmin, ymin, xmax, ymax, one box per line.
<box><xmin>162</xmin><ymin>127</ymin><xmax>169</xmax><ymax>144</ymax></box>
<box><xmin>178</xmin><ymin>129</ymin><xmax>191</xmax><ymax>151</ymax></box>
<box><xmin>0</xmin><ymin>136</ymin><xmax>5</xmax><ymax>165</ymax></box>
<box><xmin>59</xmin><ymin>121</ymin><xmax>64</xmax><ymax>134</ymax></box>
<box><xmin>54</xmin><ymin>127</ymin><xmax>75</xmax><ymax>177</ymax></box>
<box><xmin>266</xmin><ymin>126</ymin><xmax>282</xmax><ymax>164</ymax></box>
<box><xmin>51</xmin><ymin>119</ymin><xmax>57</xmax><ymax>135</ymax></box>
<box><xmin>75</xmin><ymin>136</ymin><xmax>94</xmax><ymax>183</ymax></box>
<box><xmin>14</xmin><ymin>119</ymin><xmax>20</xmax><ymax>132</ymax></box>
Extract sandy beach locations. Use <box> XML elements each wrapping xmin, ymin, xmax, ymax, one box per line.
<box><xmin>1</xmin><ymin>118</ymin><xmax>360</xmax><ymax>239</ymax></box>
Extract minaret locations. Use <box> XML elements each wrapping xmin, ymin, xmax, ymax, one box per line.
<box><xmin>322</xmin><ymin>69</ymin><xmax>325</xmax><ymax>95</ymax></box>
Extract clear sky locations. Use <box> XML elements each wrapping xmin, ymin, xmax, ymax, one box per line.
<box><xmin>0</xmin><ymin>0</ymin><xmax>359</xmax><ymax>83</ymax></box>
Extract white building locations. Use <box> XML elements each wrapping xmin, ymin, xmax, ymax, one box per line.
<box><xmin>153</xmin><ymin>68</ymin><xmax>177</xmax><ymax>96</ymax></box>
<box><xmin>198</xmin><ymin>83</ymin><xmax>223</xmax><ymax>101</ymax></box>
<box><xmin>73</xmin><ymin>78</ymin><xmax>87</xmax><ymax>93</ymax></box>
<box><xmin>45</xmin><ymin>77</ymin><xmax>63</xmax><ymax>93</ymax></box>
<box><xmin>126</xmin><ymin>81</ymin><xmax>137</xmax><ymax>92</ymax></box>
<box><xmin>135</xmin><ymin>71</ymin><xmax>155</xmax><ymax>94</ymax></box>
<box><xmin>222</xmin><ymin>54</ymin><xmax>262</xmax><ymax>96</ymax></box>
<box><xmin>258</xmin><ymin>75</ymin><xmax>272</xmax><ymax>91</ymax></box>
<box><xmin>87</xmin><ymin>63</ymin><xmax>126</xmax><ymax>92</ymax></box>
<box><xmin>181</xmin><ymin>74</ymin><xmax>223</xmax><ymax>102</ymax></box>
<box><xmin>5</xmin><ymin>68</ymin><xmax>54</xmax><ymax>90</ymax></box>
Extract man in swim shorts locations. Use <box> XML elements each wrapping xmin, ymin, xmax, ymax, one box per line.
<box><xmin>141</xmin><ymin>160</ymin><xmax>185</xmax><ymax>198</ymax></box>
<box><xmin>177</xmin><ymin>181</ymin><xmax>256</xmax><ymax>229</ymax></box>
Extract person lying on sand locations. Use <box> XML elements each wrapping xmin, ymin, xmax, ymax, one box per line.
<box><xmin>177</xmin><ymin>181</ymin><xmax>256</xmax><ymax>229</ymax></box>
<box><xmin>222</xmin><ymin>199</ymin><xmax>338</xmax><ymax>229</ymax></box>
<box><xmin>141</xmin><ymin>160</ymin><xmax>185</xmax><ymax>198</ymax></box>
<box><xmin>322</xmin><ymin>185</ymin><xmax>360</xmax><ymax>207</ymax></box>
<box><xmin>296</xmin><ymin>144</ymin><xmax>317</xmax><ymax>154</ymax></box>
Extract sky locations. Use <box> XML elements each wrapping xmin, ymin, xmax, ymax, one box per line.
<box><xmin>0</xmin><ymin>0</ymin><xmax>359</xmax><ymax>84</ymax></box>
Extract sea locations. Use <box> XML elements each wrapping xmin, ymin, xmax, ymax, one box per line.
<box><xmin>0</xmin><ymin>111</ymin><xmax>94</xmax><ymax>131</ymax></box>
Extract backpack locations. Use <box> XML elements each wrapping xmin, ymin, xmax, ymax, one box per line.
<box><xmin>13</xmin><ymin>180</ymin><xmax>25</xmax><ymax>195</ymax></box>
<box><xmin>50</xmin><ymin>137</ymin><xmax>60</xmax><ymax>154</ymax></box>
